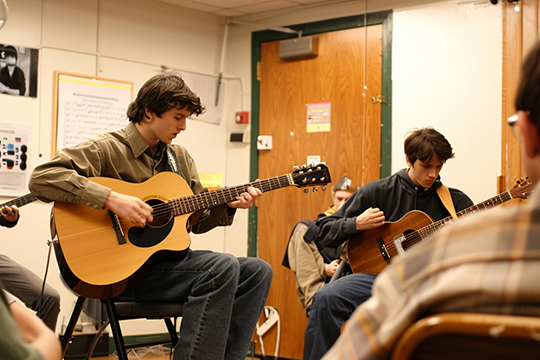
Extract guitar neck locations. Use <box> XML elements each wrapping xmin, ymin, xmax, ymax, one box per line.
<box><xmin>417</xmin><ymin>187</ymin><xmax>526</xmax><ymax>240</ymax></box>
<box><xmin>169</xmin><ymin>174</ymin><xmax>294</xmax><ymax>216</ymax></box>
<box><xmin>1</xmin><ymin>193</ymin><xmax>38</xmax><ymax>208</ymax></box>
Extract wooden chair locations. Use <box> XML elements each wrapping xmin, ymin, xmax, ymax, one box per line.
<box><xmin>391</xmin><ymin>312</ymin><xmax>540</xmax><ymax>360</ymax></box>
<box><xmin>61</xmin><ymin>296</ymin><xmax>183</xmax><ymax>360</ymax></box>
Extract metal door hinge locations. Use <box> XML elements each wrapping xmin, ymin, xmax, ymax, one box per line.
<box><xmin>371</xmin><ymin>95</ymin><xmax>385</xmax><ymax>104</ymax></box>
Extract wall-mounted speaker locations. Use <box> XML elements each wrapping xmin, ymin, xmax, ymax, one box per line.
<box><xmin>279</xmin><ymin>37</ymin><xmax>318</xmax><ymax>60</ymax></box>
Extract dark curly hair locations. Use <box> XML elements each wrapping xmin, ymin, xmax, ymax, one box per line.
<box><xmin>126</xmin><ymin>73</ymin><xmax>206</xmax><ymax>123</ymax></box>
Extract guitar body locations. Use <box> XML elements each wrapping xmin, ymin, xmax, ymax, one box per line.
<box><xmin>347</xmin><ymin>179</ymin><xmax>533</xmax><ymax>275</ymax></box>
<box><xmin>52</xmin><ymin>164</ymin><xmax>332</xmax><ymax>298</ymax></box>
<box><xmin>54</xmin><ymin>172</ymin><xmax>193</xmax><ymax>298</ymax></box>
<box><xmin>348</xmin><ymin>210</ymin><xmax>434</xmax><ymax>274</ymax></box>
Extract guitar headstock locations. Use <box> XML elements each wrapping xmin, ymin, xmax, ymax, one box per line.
<box><xmin>510</xmin><ymin>178</ymin><xmax>534</xmax><ymax>200</ymax></box>
<box><xmin>291</xmin><ymin>164</ymin><xmax>331</xmax><ymax>188</ymax></box>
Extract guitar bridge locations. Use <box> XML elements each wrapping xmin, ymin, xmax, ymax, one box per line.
<box><xmin>377</xmin><ymin>237</ymin><xmax>391</xmax><ymax>264</ymax></box>
<box><xmin>109</xmin><ymin>211</ymin><xmax>126</xmax><ymax>245</ymax></box>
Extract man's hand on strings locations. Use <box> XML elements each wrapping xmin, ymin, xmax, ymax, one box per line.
<box><xmin>104</xmin><ymin>190</ymin><xmax>153</xmax><ymax>227</ymax></box>
<box><xmin>227</xmin><ymin>186</ymin><xmax>262</xmax><ymax>209</ymax></box>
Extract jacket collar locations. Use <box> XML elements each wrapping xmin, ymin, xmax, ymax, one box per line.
<box><xmin>125</xmin><ymin>121</ymin><xmax>152</xmax><ymax>158</ymax></box>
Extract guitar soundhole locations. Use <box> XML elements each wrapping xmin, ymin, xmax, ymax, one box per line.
<box><xmin>128</xmin><ymin>199</ymin><xmax>173</xmax><ymax>248</ymax></box>
<box><xmin>147</xmin><ymin>198</ymin><xmax>173</xmax><ymax>227</ymax></box>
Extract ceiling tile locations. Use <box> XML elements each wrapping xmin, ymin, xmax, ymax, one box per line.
<box><xmin>235</xmin><ymin>0</ymin><xmax>300</xmax><ymax>14</ymax></box>
<box><xmin>212</xmin><ymin>8</ymin><xmax>250</xmax><ymax>17</ymax></box>
<box><xmin>195</xmin><ymin>0</ymin><xmax>266</xmax><ymax>7</ymax></box>
<box><xmin>156</xmin><ymin>0</ymin><xmax>221</xmax><ymax>12</ymax></box>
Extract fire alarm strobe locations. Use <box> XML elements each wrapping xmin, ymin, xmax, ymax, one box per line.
<box><xmin>235</xmin><ymin>111</ymin><xmax>249</xmax><ymax>124</ymax></box>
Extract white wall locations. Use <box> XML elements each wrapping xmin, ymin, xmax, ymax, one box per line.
<box><xmin>392</xmin><ymin>1</ymin><xmax>502</xmax><ymax>203</ymax></box>
<box><xmin>0</xmin><ymin>0</ymin><xmax>503</xmax><ymax>337</ymax></box>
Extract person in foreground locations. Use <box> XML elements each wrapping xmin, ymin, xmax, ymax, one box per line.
<box><xmin>0</xmin><ymin>280</ymin><xmax>61</xmax><ymax>360</ymax></box>
<box><xmin>0</xmin><ymin>204</ymin><xmax>61</xmax><ymax>331</ymax></box>
<box><xmin>321</xmin><ymin>39</ymin><xmax>540</xmax><ymax>360</ymax></box>
<box><xmin>303</xmin><ymin>127</ymin><xmax>474</xmax><ymax>360</ymax></box>
<box><xmin>29</xmin><ymin>73</ymin><xmax>273</xmax><ymax>360</ymax></box>
<box><xmin>283</xmin><ymin>175</ymin><xmax>358</xmax><ymax>314</ymax></box>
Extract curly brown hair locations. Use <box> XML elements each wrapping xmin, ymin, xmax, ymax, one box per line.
<box><xmin>126</xmin><ymin>73</ymin><xmax>206</xmax><ymax>123</ymax></box>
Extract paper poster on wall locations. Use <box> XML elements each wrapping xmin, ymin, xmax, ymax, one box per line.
<box><xmin>180</xmin><ymin>71</ymin><xmax>224</xmax><ymax>125</ymax></box>
<box><xmin>53</xmin><ymin>72</ymin><xmax>133</xmax><ymax>155</ymax></box>
<box><xmin>0</xmin><ymin>44</ymin><xmax>39</xmax><ymax>98</ymax></box>
<box><xmin>0</xmin><ymin>124</ymin><xmax>32</xmax><ymax>195</ymax></box>
<box><xmin>306</xmin><ymin>101</ymin><xmax>331</xmax><ymax>133</ymax></box>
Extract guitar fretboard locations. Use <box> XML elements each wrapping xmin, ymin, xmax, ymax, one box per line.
<box><xmin>169</xmin><ymin>174</ymin><xmax>293</xmax><ymax>216</ymax></box>
<box><xmin>414</xmin><ymin>184</ymin><xmax>530</xmax><ymax>241</ymax></box>
<box><xmin>1</xmin><ymin>193</ymin><xmax>38</xmax><ymax>208</ymax></box>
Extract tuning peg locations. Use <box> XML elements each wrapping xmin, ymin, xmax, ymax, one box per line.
<box><xmin>313</xmin><ymin>187</ymin><xmax>318</xmax><ymax>192</ymax></box>
<box><xmin>303</xmin><ymin>188</ymin><xmax>309</xmax><ymax>193</ymax></box>
<box><xmin>321</xmin><ymin>186</ymin><xmax>326</xmax><ymax>191</ymax></box>
<box><xmin>294</xmin><ymin>165</ymin><xmax>300</xmax><ymax>170</ymax></box>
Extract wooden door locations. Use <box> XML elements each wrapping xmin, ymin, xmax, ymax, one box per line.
<box><xmin>256</xmin><ymin>25</ymin><xmax>383</xmax><ymax>359</ymax></box>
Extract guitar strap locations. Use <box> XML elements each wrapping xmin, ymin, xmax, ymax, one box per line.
<box><xmin>166</xmin><ymin>146</ymin><xmax>186</xmax><ymax>181</ymax></box>
<box><xmin>436</xmin><ymin>185</ymin><xmax>458</xmax><ymax>220</ymax></box>
<box><xmin>167</xmin><ymin>145</ymin><xmax>202</xmax><ymax>226</ymax></box>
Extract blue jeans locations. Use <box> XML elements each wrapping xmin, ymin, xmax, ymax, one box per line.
<box><xmin>303</xmin><ymin>273</ymin><xmax>376</xmax><ymax>360</ymax></box>
<box><xmin>117</xmin><ymin>249</ymin><xmax>273</xmax><ymax>360</ymax></box>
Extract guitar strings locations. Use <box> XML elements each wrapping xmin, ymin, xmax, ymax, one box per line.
<box><xmin>379</xmin><ymin>189</ymin><xmax>519</xmax><ymax>255</ymax></box>
<box><xmin>141</xmin><ymin>174</ymin><xmax>293</xmax><ymax>221</ymax></box>
<box><xmin>147</xmin><ymin>169</ymin><xmax>326</xmax><ymax>220</ymax></box>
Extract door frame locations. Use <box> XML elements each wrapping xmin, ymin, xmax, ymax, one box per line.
<box><xmin>248</xmin><ymin>11</ymin><xmax>393</xmax><ymax>256</ymax></box>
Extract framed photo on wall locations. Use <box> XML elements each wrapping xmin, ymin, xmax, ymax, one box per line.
<box><xmin>0</xmin><ymin>44</ymin><xmax>39</xmax><ymax>98</ymax></box>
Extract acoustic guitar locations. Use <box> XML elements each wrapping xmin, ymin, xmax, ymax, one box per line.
<box><xmin>348</xmin><ymin>179</ymin><xmax>534</xmax><ymax>275</ymax></box>
<box><xmin>53</xmin><ymin>164</ymin><xmax>331</xmax><ymax>298</ymax></box>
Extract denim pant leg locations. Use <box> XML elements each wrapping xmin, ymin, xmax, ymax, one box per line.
<box><xmin>117</xmin><ymin>250</ymin><xmax>272</xmax><ymax>360</ymax></box>
<box><xmin>0</xmin><ymin>255</ymin><xmax>61</xmax><ymax>331</ymax></box>
<box><xmin>225</xmin><ymin>257</ymin><xmax>272</xmax><ymax>360</ymax></box>
<box><xmin>303</xmin><ymin>273</ymin><xmax>376</xmax><ymax>360</ymax></box>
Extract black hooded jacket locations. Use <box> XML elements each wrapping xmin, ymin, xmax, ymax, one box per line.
<box><xmin>305</xmin><ymin>168</ymin><xmax>474</xmax><ymax>249</ymax></box>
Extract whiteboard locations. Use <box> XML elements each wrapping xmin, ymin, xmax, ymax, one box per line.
<box><xmin>52</xmin><ymin>71</ymin><xmax>133</xmax><ymax>155</ymax></box>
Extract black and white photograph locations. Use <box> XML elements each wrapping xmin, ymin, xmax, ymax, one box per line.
<box><xmin>0</xmin><ymin>44</ymin><xmax>38</xmax><ymax>98</ymax></box>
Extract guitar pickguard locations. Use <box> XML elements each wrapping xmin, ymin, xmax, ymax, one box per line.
<box><xmin>393</xmin><ymin>233</ymin><xmax>406</xmax><ymax>256</ymax></box>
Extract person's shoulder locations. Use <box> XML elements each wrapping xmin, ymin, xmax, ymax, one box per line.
<box><xmin>360</xmin><ymin>171</ymin><xmax>401</xmax><ymax>192</ymax></box>
<box><xmin>168</xmin><ymin>143</ymin><xmax>190</xmax><ymax>154</ymax></box>
<box><xmin>447</xmin><ymin>186</ymin><xmax>473</xmax><ymax>200</ymax></box>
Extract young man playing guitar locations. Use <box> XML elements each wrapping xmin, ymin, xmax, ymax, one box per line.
<box><xmin>303</xmin><ymin>127</ymin><xmax>474</xmax><ymax>360</ymax></box>
<box><xmin>29</xmin><ymin>73</ymin><xmax>273</xmax><ymax>360</ymax></box>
